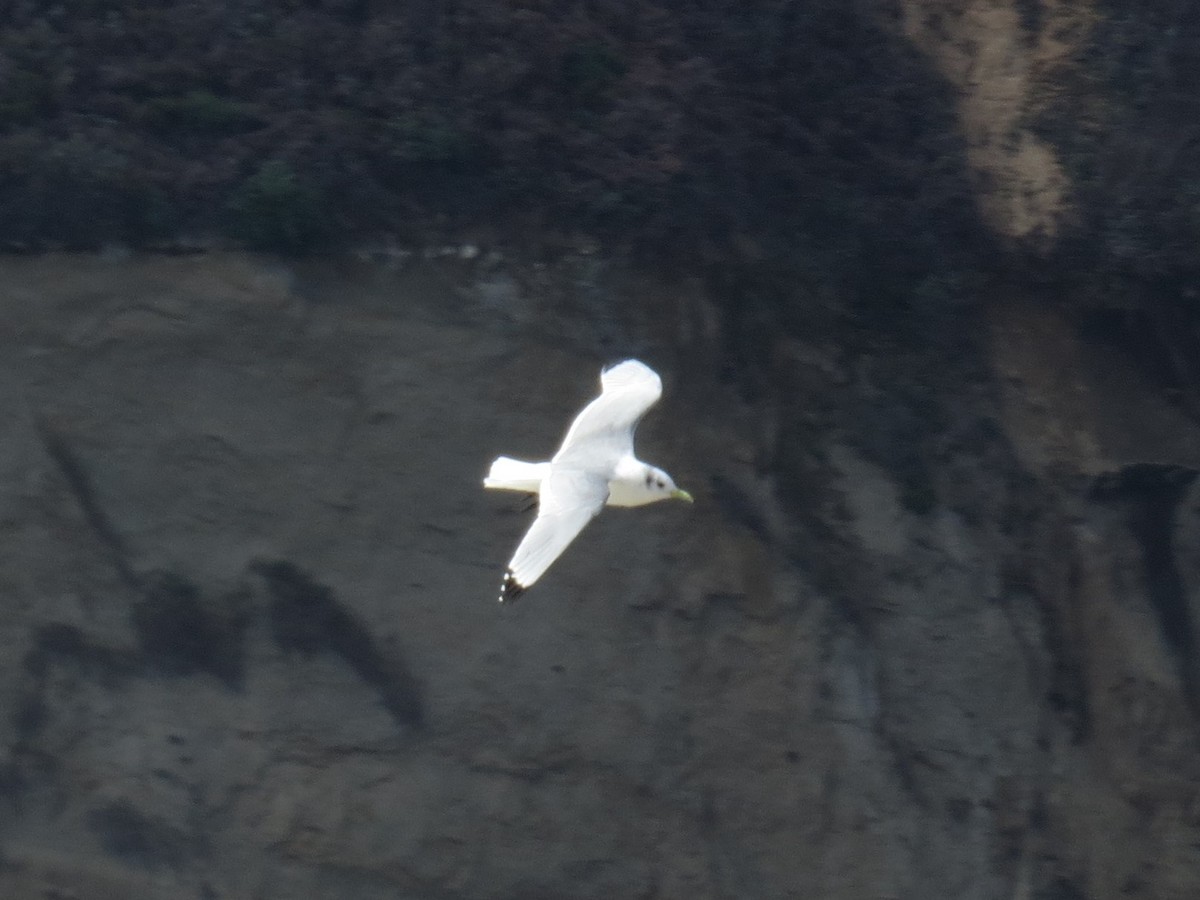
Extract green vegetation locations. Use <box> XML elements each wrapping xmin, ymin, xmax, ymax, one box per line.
<box><xmin>385</xmin><ymin>114</ymin><xmax>476</xmax><ymax>167</ymax></box>
<box><xmin>0</xmin><ymin>133</ymin><xmax>176</xmax><ymax>249</ymax></box>
<box><xmin>0</xmin><ymin>67</ymin><xmax>57</xmax><ymax>126</ymax></box>
<box><xmin>226</xmin><ymin>160</ymin><xmax>328</xmax><ymax>254</ymax></box>
<box><xmin>0</xmin><ymin>0</ymin><xmax>981</xmax><ymax>279</ymax></box>
<box><xmin>561</xmin><ymin>41</ymin><xmax>628</xmax><ymax>111</ymax></box>
<box><xmin>1046</xmin><ymin>2</ymin><xmax>1200</xmax><ymax>296</ymax></box>
<box><xmin>140</xmin><ymin>90</ymin><xmax>262</xmax><ymax>137</ymax></box>
<box><xmin>1038</xmin><ymin>0</ymin><xmax>1200</xmax><ymax>415</ymax></box>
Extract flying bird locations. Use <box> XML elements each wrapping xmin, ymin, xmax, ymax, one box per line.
<box><xmin>484</xmin><ymin>359</ymin><xmax>693</xmax><ymax>602</ymax></box>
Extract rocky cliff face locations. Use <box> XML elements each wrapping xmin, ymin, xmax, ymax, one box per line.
<box><xmin>0</xmin><ymin>247</ymin><xmax>1197</xmax><ymax>900</ymax></box>
<box><xmin>2</xmin><ymin>4</ymin><xmax>1200</xmax><ymax>900</ymax></box>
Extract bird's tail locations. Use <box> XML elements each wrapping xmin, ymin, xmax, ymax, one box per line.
<box><xmin>483</xmin><ymin>457</ymin><xmax>550</xmax><ymax>493</ymax></box>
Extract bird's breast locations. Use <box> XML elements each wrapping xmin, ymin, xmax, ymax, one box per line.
<box><xmin>606</xmin><ymin>478</ymin><xmax>657</xmax><ymax>507</ymax></box>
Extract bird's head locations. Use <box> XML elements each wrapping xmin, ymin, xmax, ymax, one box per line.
<box><xmin>643</xmin><ymin>465</ymin><xmax>693</xmax><ymax>504</ymax></box>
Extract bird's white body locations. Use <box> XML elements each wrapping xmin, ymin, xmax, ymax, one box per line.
<box><xmin>484</xmin><ymin>454</ymin><xmax>672</xmax><ymax>508</ymax></box>
<box><xmin>484</xmin><ymin>359</ymin><xmax>692</xmax><ymax>601</ymax></box>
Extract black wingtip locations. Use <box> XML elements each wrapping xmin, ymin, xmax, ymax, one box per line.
<box><xmin>499</xmin><ymin>570</ymin><xmax>526</xmax><ymax>604</ymax></box>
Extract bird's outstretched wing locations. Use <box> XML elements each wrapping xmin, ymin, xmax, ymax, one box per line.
<box><xmin>553</xmin><ymin>360</ymin><xmax>662</xmax><ymax>467</ymax></box>
<box><xmin>499</xmin><ymin>468</ymin><xmax>608</xmax><ymax>602</ymax></box>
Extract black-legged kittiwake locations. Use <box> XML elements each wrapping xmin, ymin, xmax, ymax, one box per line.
<box><xmin>484</xmin><ymin>359</ymin><xmax>693</xmax><ymax>602</ymax></box>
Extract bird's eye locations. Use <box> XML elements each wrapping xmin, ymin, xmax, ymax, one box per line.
<box><xmin>656</xmin><ymin>479</ymin><xmax>664</xmax><ymax>488</ymax></box>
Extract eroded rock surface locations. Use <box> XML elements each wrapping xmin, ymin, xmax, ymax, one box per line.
<box><xmin>0</xmin><ymin>251</ymin><xmax>1198</xmax><ymax>900</ymax></box>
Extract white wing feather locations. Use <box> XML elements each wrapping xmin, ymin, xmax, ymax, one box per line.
<box><xmin>553</xmin><ymin>360</ymin><xmax>662</xmax><ymax>467</ymax></box>
<box><xmin>500</xmin><ymin>468</ymin><xmax>608</xmax><ymax>601</ymax></box>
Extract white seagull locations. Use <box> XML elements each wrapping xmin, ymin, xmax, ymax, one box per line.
<box><xmin>484</xmin><ymin>359</ymin><xmax>693</xmax><ymax>602</ymax></box>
